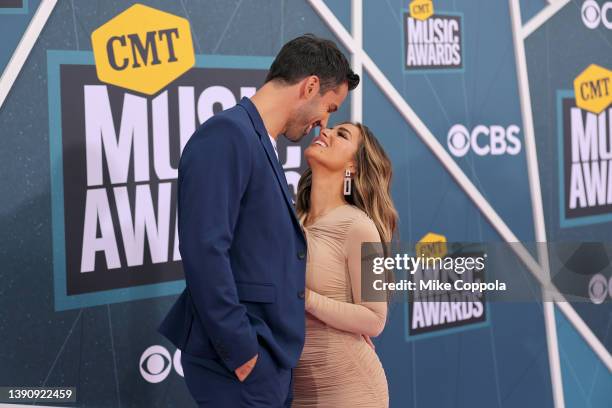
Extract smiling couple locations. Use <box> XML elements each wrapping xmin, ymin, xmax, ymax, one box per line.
<box><xmin>158</xmin><ymin>34</ymin><xmax>398</xmax><ymax>408</ymax></box>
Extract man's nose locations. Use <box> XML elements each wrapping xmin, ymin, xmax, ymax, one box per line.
<box><xmin>319</xmin><ymin>116</ymin><xmax>330</xmax><ymax>129</ymax></box>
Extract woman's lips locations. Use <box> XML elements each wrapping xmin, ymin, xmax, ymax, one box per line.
<box><xmin>312</xmin><ymin>136</ymin><xmax>328</xmax><ymax>147</ymax></box>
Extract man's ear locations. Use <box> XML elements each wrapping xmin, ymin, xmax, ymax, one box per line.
<box><xmin>300</xmin><ymin>75</ymin><xmax>320</xmax><ymax>99</ymax></box>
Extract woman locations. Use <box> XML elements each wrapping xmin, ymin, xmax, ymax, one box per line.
<box><xmin>292</xmin><ymin>122</ymin><xmax>398</xmax><ymax>408</ymax></box>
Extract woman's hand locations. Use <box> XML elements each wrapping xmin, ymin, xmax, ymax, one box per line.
<box><xmin>304</xmin><ymin>288</ymin><xmax>313</xmax><ymax>312</ymax></box>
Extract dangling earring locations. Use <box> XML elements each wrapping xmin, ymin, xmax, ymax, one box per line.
<box><xmin>343</xmin><ymin>169</ymin><xmax>352</xmax><ymax>196</ymax></box>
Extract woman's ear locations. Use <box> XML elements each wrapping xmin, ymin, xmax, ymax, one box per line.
<box><xmin>347</xmin><ymin>162</ymin><xmax>357</xmax><ymax>176</ymax></box>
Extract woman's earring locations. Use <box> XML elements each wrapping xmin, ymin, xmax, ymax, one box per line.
<box><xmin>343</xmin><ymin>169</ymin><xmax>352</xmax><ymax>196</ymax></box>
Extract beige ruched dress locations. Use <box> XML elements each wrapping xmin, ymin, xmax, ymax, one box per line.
<box><xmin>292</xmin><ymin>204</ymin><xmax>389</xmax><ymax>408</ymax></box>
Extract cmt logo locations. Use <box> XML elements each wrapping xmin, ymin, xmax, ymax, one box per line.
<box><xmin>446</xmin><ymin>124</ymin><xmax>521</xmax><ymax>157</ymax></box>
<box><xmin>415</xmin><ymin>232</ymin><xmax>447</xmax><ymax>259</ymax></box>
<box><xmin>91</xmin><ymin>4</ymin><xmax>195</xmax><ymax>95</ymax></box>
<box><xmin>140</xmin><ymin>345</ymin><xmax>183</xmax><ymax>383</ymax></box>
<box><xmin>581</xmin><ymin>0</ymin><xmax>612</xmax><ymax>29</ymax></box>
<box><xmin>574</xmin><ymin>64</ymin><xmax>612</xmax><ymax>114</ymax></box>
<box><xmin>409</xmin><ymin>0</ymin><xmax>434</xmax><ymax>20</ymax></box>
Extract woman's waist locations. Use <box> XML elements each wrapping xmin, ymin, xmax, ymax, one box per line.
<box><xmin>300</xmin><ymin>316</ymin><xmax>383</xmax><ymax>368</ymax></box>
<box><xmin>304</xmin><ymin>314</ymin><xmax>364</xmax><ymax>341</ymax></box>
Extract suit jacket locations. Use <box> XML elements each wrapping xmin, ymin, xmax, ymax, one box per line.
<box><xmin>158</xmin><ymin>97</ymin><xmax>307</xmax><ymax>372</ymax></box>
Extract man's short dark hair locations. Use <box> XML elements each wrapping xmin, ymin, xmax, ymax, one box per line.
<box><xmin>265</xmin><ymin>34</ymin><xmax>360</xmax><ymax>94</ymax></box>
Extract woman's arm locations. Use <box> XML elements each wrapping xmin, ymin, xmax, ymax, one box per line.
<box><xmin>305</xmin><ymin>216</ymin><xmax>387</xmax><ymax>337</ymax></box>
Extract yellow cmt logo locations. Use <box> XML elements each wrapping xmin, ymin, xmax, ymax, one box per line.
<box><xmin>409</xmin><ymin>0</ymin><xmax>434</xmax><ymax>21</ymax></box>
<box><xmin>91</xmin><ymin>3</ymin><xmax>195</xmax><ymax>95</ymax></box>
<box><xmin>416</xmin><ymin>232</ymin><xmax>447</xmax><ymax>259</ymax></box>
<box><xmin>573</xmin><ymin>64</ymin><xmax>612</xmax><ymax>114</ymax></box>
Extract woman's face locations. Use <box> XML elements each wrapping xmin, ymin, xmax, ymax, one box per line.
<box><xmin>304</xmin><ymin>123</ymin><xmax>362</xmax><ymax>173</ymax></box>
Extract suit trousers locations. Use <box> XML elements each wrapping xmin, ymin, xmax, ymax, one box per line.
<box><xmin>180</xmin><ymin>343</ymin><xmax>293</xmax><ymax>407</ymax></box>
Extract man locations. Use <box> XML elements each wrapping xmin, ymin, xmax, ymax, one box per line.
<box><xmin>158</xmin><ymin>34</ymin><xmax>359</xmax><ymax>407</ymax></box>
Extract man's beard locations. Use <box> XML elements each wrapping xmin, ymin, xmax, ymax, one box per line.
<box><xmin>284</xmin><ymin>120</ymin><xmax>312</xmax><ymax>142</ymax></box>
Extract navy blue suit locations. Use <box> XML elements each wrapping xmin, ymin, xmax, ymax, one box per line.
<box><xmin>158</xmin><ymin>97</ymin><xmax>307</xmax><ymax>406</ymax></box>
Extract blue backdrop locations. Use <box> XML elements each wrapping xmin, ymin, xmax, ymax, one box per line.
<box><xmin>0</xmin><ymin>0</ymin><xmax>610</xmax><ymax>407</ymax></box>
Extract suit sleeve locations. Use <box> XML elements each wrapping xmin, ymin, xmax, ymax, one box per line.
<box><xmin>177</xmin><ymin>116</ymin><xmax>258</xmax><ymax>372</ymax></box>
<box><xmin>305</xmin><ymin>217</ymin><xmax>388</xmax><ymax>337</ymax></box>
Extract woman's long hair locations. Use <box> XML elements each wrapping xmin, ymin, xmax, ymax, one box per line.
<box><xmin>296</xmin><ymin>122</ymin><xmax>398</xmax><ymax>244</ymax></box>
<box><xmin>296</xmin><ymin>123</ymin><xmax>398</xmax><ymax>307</ymax></box>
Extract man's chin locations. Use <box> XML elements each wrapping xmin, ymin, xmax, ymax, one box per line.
<box><xmin>284</xmin><ymin>131</ymin><xmax>306</xmax><ymax>143</ymax></box>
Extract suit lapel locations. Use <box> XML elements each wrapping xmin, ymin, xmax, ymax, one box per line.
<box><xmin>237</xmin><ymin>98</ymin><xmax>304</xmax><ymax>237</ymax></box>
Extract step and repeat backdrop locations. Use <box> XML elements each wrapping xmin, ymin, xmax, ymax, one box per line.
<box><xmin>0</xmin><ymin>0</ymin><xmax>610</xmax><ymax>407</ymax></box>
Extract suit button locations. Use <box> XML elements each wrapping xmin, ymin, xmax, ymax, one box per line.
<box><xmin>297</xmin><ymin>250</ymin><xmax>306</xmax><ymax>260</ymax></box>
<box><xmin>297</xmin><ymin>290</ymin><xmax>305</xmax><ymax>299</ymax></box>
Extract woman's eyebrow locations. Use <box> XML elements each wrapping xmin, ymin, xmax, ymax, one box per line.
<box><xmin>338</xmin><ymin>126</ymin><xmax>352</xmax><ymax>138</ymax></box>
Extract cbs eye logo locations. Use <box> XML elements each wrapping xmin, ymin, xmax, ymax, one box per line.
<box><xmin>581</xmin><ymin>0</ymin><xmax>612</xmax><ymax>29</ymax></box>
<box><xmin>588</xmin><ymin>274</ymin><xmax>612</xmax><ymax>304</ymax></box>
<box><xmin>446</xmin><ymin>124</ymin><xmax>522</xmax><ymax>157</ymax></box>
<box><xmin>140</xmin><ymin>345</ymin><xmax>183</xmax><ymax>383</ymax></box>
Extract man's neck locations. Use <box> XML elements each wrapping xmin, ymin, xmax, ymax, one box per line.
<box><xmin>250</xmin><ymin>83</ymin><xmax>293</xmax><ymax>139</ymax></box>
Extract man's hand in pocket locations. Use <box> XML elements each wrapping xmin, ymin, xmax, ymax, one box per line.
<box><xmin>234</xmin><ymin>353</ymin><xmax>258</xmax><ymax>382</ymax></box>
